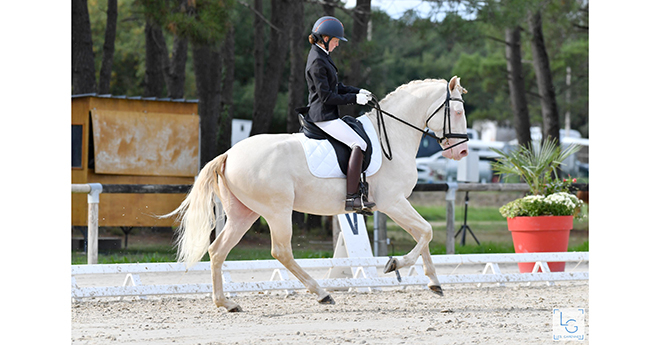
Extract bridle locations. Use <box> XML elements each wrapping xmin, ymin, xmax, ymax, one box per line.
<box><xmin>368</xmin><ymin>82</ymin><xmax>469</xmax><ymax>161</ymax></box>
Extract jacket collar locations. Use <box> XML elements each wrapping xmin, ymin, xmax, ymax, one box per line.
<box><xmin>312</xmin><ymin>44</ymin><xmax>337</xmax><ymax>71</ymax></box>
<box><xmin>315</xmin><ymin>43</ymin><xmax>329</xmax><ymax>55</ymax></box>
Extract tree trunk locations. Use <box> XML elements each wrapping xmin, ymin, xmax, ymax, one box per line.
<box><xmin>287</xmin><ymin>0</ymin><xmax>305</xmax><ymax>134</ymax></box>
<box><xmin>72</xmin><ymin>0</ymin><xmax>96</xmax><ymax>94</ymax></box>
<box><xmin>162</xmin><ymin>0</ymin><xmax>191</xmax><ymax>99</ymax></box>
<box><xmin>144</xmin><ymin>18</ymin><xmax>166</xmax><ymax>97</ymax></box>
<box><xmin>250</xmin><ymin>0</ymin><xmax>290</xmax><ymax>136</ymax></box>
<box><xmin>218</xmin><ymin>24</ymin><xmax>235</xmax><ymax>154</ymax></box>
<box><xmin>528</xmin><ymin>10</ymin><xmax>560</xmax><ymax>142</ymax></box>
<box><xmin>253</xmin><ymin>0</ymin><xmax>264</xmax><ymax>120</ymax></box>
<box><xmin>193</xmin><ymin>43</ymin><xmax>223</xmax><ymax>166</ymax></box>
<box><xmin>504</xmin><ymin>26</ymin><xmax>532</xmax><ymax>147</ymax></box>
<box><xmin>347</xmin><ymin>0</ymin><xmax>371</xmax><ymax>117</ymax></box>
<box><xmin>322</xmin><ymin>0</ymin><xmax>337</xmax><ymax>16</ymax></box>
<box><xmin>349</xmin><ymin>0</ymin><xmax>371</xmax><ymax>83</ymax></box>
<box><xmin>287</xmin><ymin>0</ymin><xmax>306</xmax><ymax>231</ymax></box>
<box><xmin>164</xmin><ymin>35</ymin><xmax>188</xmax><ymax>99</ymax></box>
<box><xmin>98</xmin><ymin>0</ymin><xmax>117</xmax><ymax>95</ymax></box>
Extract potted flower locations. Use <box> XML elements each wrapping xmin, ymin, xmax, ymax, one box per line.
<box><xmin>491</xmin><ymin>139</ymin><xmax>583</xmax><ymax>273</ymax></box>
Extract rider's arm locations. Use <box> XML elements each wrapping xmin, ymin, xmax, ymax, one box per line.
<box><xmin>309</xmin><ymin>60</ymin><xmax>357</xmax><ymax>105</ymax></box>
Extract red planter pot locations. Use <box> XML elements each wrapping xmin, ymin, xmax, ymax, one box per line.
<box><xmin>507</xmin><ymin>216</ymin><xmax>574</xmax><ymax>273</ymax></box>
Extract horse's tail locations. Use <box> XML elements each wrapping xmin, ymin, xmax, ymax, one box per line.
<box><xmin>162</xmin><ymin>154</ymin><xmax>227</xmax><ymax>268</ymax></box>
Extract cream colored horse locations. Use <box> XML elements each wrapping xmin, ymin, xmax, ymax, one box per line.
<box><xmin>165</xmin><ymin>76</ymin><xmax>469</xmax><ymax>312</ymax></box>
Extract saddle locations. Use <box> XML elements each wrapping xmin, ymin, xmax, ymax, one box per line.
<box><xmin>297</xmin><ymin>108</ymin><xmax>372</xmax><ymax>176</ymax></box>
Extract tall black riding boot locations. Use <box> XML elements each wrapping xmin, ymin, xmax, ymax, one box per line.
<box><xmin>345</xmin><ymin>146</ymin><xmax>376</xmax><ymax>213</ymax></box>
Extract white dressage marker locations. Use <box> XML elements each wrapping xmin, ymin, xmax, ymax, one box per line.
<box><xmin>326</xmin><ymin>214</ymin><xmax>381</xmax><ymax>292</ymax></box>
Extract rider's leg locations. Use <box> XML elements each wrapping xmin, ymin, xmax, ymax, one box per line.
<box><xmin>314</xmin><ymin>119</ymin><xmax>367</xmax><ymax>151</ymax></box>
<box><xmin>344</xmin><ymin>146</ymin><xmax>376</xmax><ymax>212</ymax></box>
<box><xmin>315</xmin><ymin>119</ymin><xmax>375</xmax><ymax>212</ymax></box>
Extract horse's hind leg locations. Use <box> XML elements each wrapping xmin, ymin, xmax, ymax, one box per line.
<box><xmin>208</xmin><ymin>196</ymin><xmax>260</xmax><ymax>312</ymax></box>
<box><xmin>264</xmin><ymin>211</ymin><xmax>334</xmax><ymax>304</ymax></box>
<box><xmin>382</xmin><ymin>198</ymin><xmax>442</xmax><ymax>294</ymax></box>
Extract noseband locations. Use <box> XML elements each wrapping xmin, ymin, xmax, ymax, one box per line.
<box><xmin>368</xmin><ymin>82</ymin><xmax>469</xmax><ymax>161</ymax></box>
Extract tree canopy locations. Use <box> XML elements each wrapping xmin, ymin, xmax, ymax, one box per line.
<box><xmin>81</xmin><ymin>0</ymin><xmax>588</xmax><ymax>138</ymax></box>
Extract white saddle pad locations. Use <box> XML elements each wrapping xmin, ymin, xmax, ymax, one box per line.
<box><xmin>294</xmin><ymin>115</ymin><xmax>382</xmax><ymax>178</ymax></box>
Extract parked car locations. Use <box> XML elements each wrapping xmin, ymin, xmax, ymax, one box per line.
<box><xmin>416</xmin><ymin>128</ymin><xmax>504</xmax><ymax>183</ymax></box>
<box><xmin>417</xmin><ymin>164</ymin><xmax>434</xmax><ymax>184</ymax></box>
<box><xmin>416</xmin><ymin>151</ymin><xmax>493</xmax><ymax>183</ymax></box>
<box><xmin>417</xmin><ymin>128</ymin><xmax>506</xmax><ymax>159</ymax></box>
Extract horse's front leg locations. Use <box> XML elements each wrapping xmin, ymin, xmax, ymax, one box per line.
<box><xmin>381</xmin><ymin>197</ymin><xmax>442</xmax><ymax>295</ymax></box>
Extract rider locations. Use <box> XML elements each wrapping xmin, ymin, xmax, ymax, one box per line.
<box><xmin>305</xmin><ymin>16</ymin><xmax>376</xmax><ymax>213</ymax></box>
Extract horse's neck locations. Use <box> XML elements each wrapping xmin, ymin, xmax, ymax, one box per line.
<box><xmin>366</xmin><ymin>83</ymin><xmax>440</xmax><ymax>161</ymax></box>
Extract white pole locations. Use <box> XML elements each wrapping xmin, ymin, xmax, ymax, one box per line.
<box><xmin>87</xmin><ymin>184</ymin><xmax>103</xmax><ymax>264</ymax></box>
<box><xmin>445</xmin><ymin>183</ymin><xmax>458</xmax><ymax>254</ymax></box>
<box><xmin>564</xmin><ymin>66</ymin><xmax>571</xmax><ymax>134</ymax></box>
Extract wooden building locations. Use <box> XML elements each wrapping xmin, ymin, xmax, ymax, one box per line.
<box><xmin>71</xmin><ymin>94</ymin><xmax>199</xmax><ymax>227</ymax></box>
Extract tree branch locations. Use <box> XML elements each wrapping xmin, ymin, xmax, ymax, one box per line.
<box><xmin>485</xmin><ymin>35</ymin><xmax>511</xmax><ymax>46</ymax></box>
<box><xmin>573</xmin><ymin>24</ymin><xmax>588</xmax><ymax>31</ymax></box>
<box><xmin>305</xmin><ymin>0</ymin><xmax>369</xmax><ymax>24</ymax></box>
<box><xmin>237</xmin><ymin>0</ymin><xmax>282</xmax><ymax>32</ymax></box>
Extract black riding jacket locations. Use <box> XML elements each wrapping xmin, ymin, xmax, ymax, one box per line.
<box><xmin>305</xmin><ymin>44</ymin><xmax>360</xmax><ymax>123</ymax></box>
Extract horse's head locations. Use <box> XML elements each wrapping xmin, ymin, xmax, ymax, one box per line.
<box><xmin>426</xmin><ymin>76</ymin><xmax>469</xmax><ymax>161</ymax></box>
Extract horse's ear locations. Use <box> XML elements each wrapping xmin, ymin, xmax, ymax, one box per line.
<box><xmin>449</xmin><ymin>76</ymin><xmax>458</xmax><ymax>91</ymax></box>
<box><xmin>457</xmin><ymin>77</ymin><xmax>468</xmax><ymax>94</ymax></box>
<box><xmin>448</xmin><ymin>76</ymin><xmax>468</xmax><ymax>94</ymax></box>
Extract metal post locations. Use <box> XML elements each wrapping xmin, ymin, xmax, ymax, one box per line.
<box><xmin>373</xmin><ymin>211</ymin><xmax>388</xmax><ymax>256</ymax></box>
<box><xmin>87</xmin><ymin>183</ymin><xmax>103</xmax><ymax>264</ymax></box>
<box><xmin>332</xmin><ymin>215</ymin><xmax>341</xmax><ymax>250</ymax></box>
<box><xmin>445</xmin><ymin>182</ymin><xmax>458</xmax><ymax>254</ymax></box>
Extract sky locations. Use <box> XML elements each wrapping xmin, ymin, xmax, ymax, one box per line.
<box><xmin>343</xmin><ymin>0</ymin><xmax>472</xmax><ymax>21</ymax></box>
<box><xmin>344</xmin><ymin>0</ymin><xmax>435</xmax><ymax>19</ymax></box>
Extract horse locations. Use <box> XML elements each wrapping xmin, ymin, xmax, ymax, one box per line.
<box><xmin>164</xmin><ymin>76</ymin><xmax>470</xmax><ymax>312</ymax></box>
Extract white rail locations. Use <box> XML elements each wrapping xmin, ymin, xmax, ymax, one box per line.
<box><xmin>71</xmin><ymin>252</ymin><xmax>588</xmax><ymax>299</ymax></box>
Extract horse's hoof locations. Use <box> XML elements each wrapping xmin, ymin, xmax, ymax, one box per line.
<box><xmin>319</xmin><ymin>295</ymin><xmax>335</xmax><ymax>305</ymax></box>
<box><xmin>227</xmin><ymin>305</ymin><xmax>243</xmax><ymax>313</ymax></box>
<box><xmin>429</xmin><ymin>285</ymin><xmax>444</xmax><ymax>296</ymax></box>
<box><xmin>384</xmin><ymin>257</ymin><xmax>398</xmax><ymax>274</ymax></box>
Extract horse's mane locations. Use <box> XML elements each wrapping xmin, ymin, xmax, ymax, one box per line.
<box><xmin>380</xmin><ymin>78</ymin><xmax>447</xmax><ymax>103</ymax></box>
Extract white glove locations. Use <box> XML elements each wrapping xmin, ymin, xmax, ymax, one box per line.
<box><xmin>356</xmin><ymin>93</ymin><xmax>371</xmax><ymax>105</ymax></box>
<box><xmin>359</xmin><ymin>89</ymin><xmax>372</xmax><ymax>95</ymax></box>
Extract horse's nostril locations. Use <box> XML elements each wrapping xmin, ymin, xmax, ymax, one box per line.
<box><xmin>460</xmin><ymin>150</ymin><xmax>468</xmax><ymax>158</ymax></box>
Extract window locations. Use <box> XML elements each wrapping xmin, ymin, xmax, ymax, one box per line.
<box><xmin>72</xmin><ymin>124</ymin><xmax>83</xmax><ymax>168</ymax></box>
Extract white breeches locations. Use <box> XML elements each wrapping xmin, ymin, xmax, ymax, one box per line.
<box><xmin>315</xmin><ymin>118</ymin><xmax>368</xmax><ymax>151</ymax></box>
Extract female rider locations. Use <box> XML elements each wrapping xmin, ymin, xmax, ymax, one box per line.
<box><xmin>304</xmin><ymin>16</ymin><xmax>375</xmax><ymax>213</ymax></box>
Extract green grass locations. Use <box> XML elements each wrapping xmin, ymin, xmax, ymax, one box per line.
<box><xmin>72</xmin><ymin>203</ymin><xmax>588</xmax><ymax>264</ymax></box>
<box><xmin>71</xmin><ymin>240</ymin><xmax>335</xmax><ymax>264</ymax></box>
<box><xmin>71</xmin><ymin>246</ymin><xmax>177</xmax><ymax>265</ymax></box>
<box><xmin>412</xmin><ymin>205</ymin><xmax>505</xmax><ymax>222</ymax></box>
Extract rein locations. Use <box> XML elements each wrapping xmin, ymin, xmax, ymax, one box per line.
<box><xmin>367</xmin><ymin>83</ymin><xmax>469</xmax><ymax>161</ymax></box>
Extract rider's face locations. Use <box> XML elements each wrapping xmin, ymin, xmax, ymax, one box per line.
<box><xmin>326</xmin><ymin>37</ymin><xmax>340</xmax><ymax>52</ymax></box>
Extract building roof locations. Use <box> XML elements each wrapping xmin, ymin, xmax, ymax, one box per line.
<box><xmin>71</xmin><ymin>93</ymin><xmax>198</xmax><ymax>103</ymax></box>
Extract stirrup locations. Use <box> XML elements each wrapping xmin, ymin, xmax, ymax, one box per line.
<box><xmin>345</xmin><ymin>194</ymin><xmax>375</xmax><ymax>216</ymax></box>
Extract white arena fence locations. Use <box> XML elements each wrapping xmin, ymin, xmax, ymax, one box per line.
<box><xmin>71</xmin><ymin>252</ymin><xmax>588</xmax><ymax>300</ymax></box>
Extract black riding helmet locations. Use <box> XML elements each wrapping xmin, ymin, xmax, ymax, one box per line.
<box><xmin>311</xmin><ymin>16</ymin><xmax>347</xmax><ymax>50</ymax></box>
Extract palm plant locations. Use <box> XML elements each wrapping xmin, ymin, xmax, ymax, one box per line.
<box><xmin>490</xmin><ymin>138</ymin><xmax>581</xmax><ymax>196</ymax></box>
